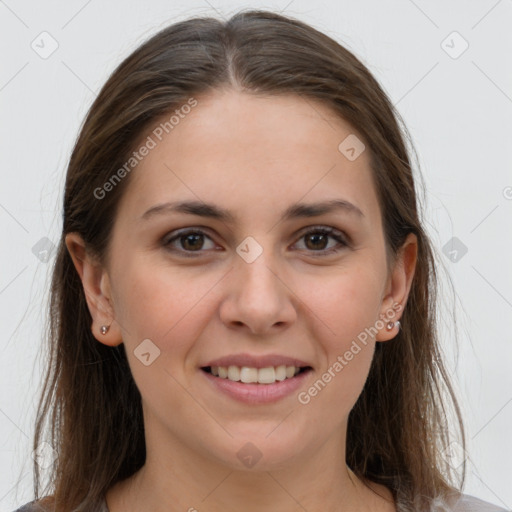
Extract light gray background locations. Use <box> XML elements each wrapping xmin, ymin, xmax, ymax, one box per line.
<box><xmin>1</xmin><ymin>1</ymin><xmax>511</xmax><ymax>510</ymax></box>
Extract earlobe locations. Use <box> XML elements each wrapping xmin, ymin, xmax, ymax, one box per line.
<box><xmin>376</xmin><ymin>233</ymin><xmax>418</xmax><ymax>342</ymax></box>
<box><xmin>64</xmin><ymin>232</ymin><xmax>123</xmax><ymax>346</ymax></box>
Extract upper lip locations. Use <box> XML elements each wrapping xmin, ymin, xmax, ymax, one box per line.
<box><xmin>202</xmin><ymin>353</ymin><xmax>313</xmax><ymax>369</ymax></box>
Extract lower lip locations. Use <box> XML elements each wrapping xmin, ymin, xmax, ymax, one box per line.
<box><xmin>200</xmin><ymin>368</ymin><xmax>312</xmax><ymax>404</ymax></box>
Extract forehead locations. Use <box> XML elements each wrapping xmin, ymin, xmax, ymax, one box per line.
<box><xmin>116</xmin><ymin>89</ymin><xmax>380</xmax><ymax>226</ymax></box>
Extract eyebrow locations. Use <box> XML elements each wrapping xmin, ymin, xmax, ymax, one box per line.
<box><xmin>139</xmin><ymin>198</ymin><xmax>364</xmax><ymax>224</ymax></box>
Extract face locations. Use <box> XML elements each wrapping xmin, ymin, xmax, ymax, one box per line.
<box><xmin>67</xmin><ymin>89</ymin><xmax>416</xmax><ymax>472</ymax></box>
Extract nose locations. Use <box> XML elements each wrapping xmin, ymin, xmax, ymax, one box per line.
<box><xmin>219</xmin><ymin>249</ymin><xmax>297</xmax><ymax>336</ymax></box>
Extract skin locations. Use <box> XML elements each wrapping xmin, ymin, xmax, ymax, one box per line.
<box><xmin>66</xmin><ymin>88</ymin><xmax>417</xmax><ymax>512</ymax></box>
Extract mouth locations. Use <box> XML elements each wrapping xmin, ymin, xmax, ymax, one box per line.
<box><xmin>200</xmin><ymin>364</ymin><xmax>314</xmax><ymax>404</ymax></box>
<box><xmin>200</xmin><ymin>365</ymin><xmax>313</xmax><ymax>385</ymax></box>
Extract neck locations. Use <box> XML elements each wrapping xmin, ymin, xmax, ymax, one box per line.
<box><xmin>106</xmin><ymin>419</ymin><xmax>395</xmax><ymax>512</ymax></box>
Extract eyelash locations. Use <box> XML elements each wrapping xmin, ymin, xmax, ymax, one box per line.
<box><xmin>162</xmin><ymin>226</ymin><xmax>349</xmax><ymax>258</ymax></box>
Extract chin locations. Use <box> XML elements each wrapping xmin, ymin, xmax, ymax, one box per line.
<box><xmin>206</xmin><ymin>432</ymin><xmax>306</xmax><ymax>472</ymax></box>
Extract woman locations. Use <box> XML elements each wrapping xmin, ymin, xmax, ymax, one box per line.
<box><xmin>14</xmin><ymin>9</ymin><xmax>509</xmax><ymax>512</ymax></box>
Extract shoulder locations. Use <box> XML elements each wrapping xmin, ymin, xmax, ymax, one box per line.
<box><xmin>12</xmin><ymin>500</ymin><xmax>50</xmax><ymax>512</ymax></box>
<box><xmin>445</xmin><ymin>493</ymin><xmax>510</xmax><ymax>512</ymax></box>
<box><xmin>13</xmin><ymin>495</ymin><xmax>109</xmax><ymax>512</ymax></box>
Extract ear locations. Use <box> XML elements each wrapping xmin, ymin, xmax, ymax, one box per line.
<box><xmin>376</xmin><ymin>232</ymin><xmax>418</xmax><ymax>342</ymax></box>
<box><xmin>65</xmin><ymin>232</ymin><xmax>123</xmax><ymax>346</ymax></box>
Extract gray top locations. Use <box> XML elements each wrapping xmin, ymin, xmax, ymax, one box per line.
<box><xmin>13</xmin><ymin>493</ymin><xmax>510</xmax><ymax>511</ymax></box>
<box><xmin>13</xmin><ymin>497</ymin><xmax>109</xmax><ymax>512</ymax></box>
<box><xmin>453</xmin><ymin>495</ymin><xmax>510</xmax><ymax>511</ymax></box>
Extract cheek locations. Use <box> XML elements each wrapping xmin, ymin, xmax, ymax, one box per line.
<box><xmin>109</xmin><ymin>262</ymin><xmax>214</xmax><ymax>414</ymax></box>
<box><xmin>299</xmin><ymin>267</ymin><xmax>383</xmax><ymax>407</ymax></box>
<box><xmin>309</xmin><ymin>263</ymin><xmax>384</xmax><ymax>344</ymax></box>
<box><xmin>111</xmin><ymin>259</ymin><xmax>217</xmax><ymax>358</ymax></box>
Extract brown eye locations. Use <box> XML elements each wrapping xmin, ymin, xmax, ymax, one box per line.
<box><xmin>294</xmin><ymin>227</ymin><xmax>348</xmax><ymax>255</ymax></box>
<box><xmin>163</xmin><ymin>229</ymin><xmax>216</xmax><ymax>256</ymax></box>
<box><xmin>180</xmin><ymin>233</ymin><xmax>205</xmax><ymax>251</ymax></box>
<box><xmin>304</xmin><ymin>232</ymin><xmax>329</xmax><ymax>250</ymax></box>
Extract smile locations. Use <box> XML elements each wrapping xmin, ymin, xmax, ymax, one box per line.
<box><xmin>200</xmin><ymin>365</ymin><xmax>313</xmax><ymax>404</ymax></box>
<box><xmin>202</xmin><ymin>365</ymin><xmax>310</xmax><ymax>384</ymax></box>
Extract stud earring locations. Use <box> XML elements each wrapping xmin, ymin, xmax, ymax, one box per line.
<box><xmin>100</xmin><ymin>325</ymin><xmax>110</xmax><ymax>335</ymax></box>
<box><xmin>386</xmin><ymin>320</ymin><xmax>401</xmax><ymax>332</ymax></box>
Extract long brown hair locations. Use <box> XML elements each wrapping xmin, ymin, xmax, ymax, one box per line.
<box><xmin>28</xmin><ymin>9</ymin><xmax>465</xmax><ymax>511</ymax></box>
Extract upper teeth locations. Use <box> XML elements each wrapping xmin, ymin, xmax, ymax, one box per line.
<box><xmin>210</xmin><ymin>365</ymin><xmax>301</xmax><ymax>384</ymax></box>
